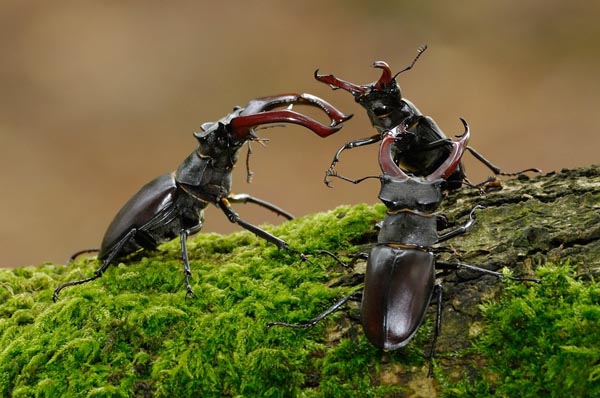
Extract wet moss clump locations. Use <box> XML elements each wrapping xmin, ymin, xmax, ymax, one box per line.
<box><xmin>1</xmin><ymin>204</ymin><xmax>424</xmax><ymax>398</ymax></box>
<box><xmin>441</xmin><ymin>263</ymin><xmax>600</xmax><ymax>398</ymax></box>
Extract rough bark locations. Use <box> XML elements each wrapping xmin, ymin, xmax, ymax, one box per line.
<box><xmin>325</xmin><ymin>164</ymin><xmax>600</xmax><ymax>393</ymax></box>
<box><xmin>435</xmin><ymin>164</ymin><xmax>600</xmax><ymax>383</ymax></box>
<box><xmin>0</xmin><ymin>165</ymin><xmax>598</xmax><ymax>397</ymax></box>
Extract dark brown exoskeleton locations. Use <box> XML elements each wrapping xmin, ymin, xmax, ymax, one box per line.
<box><xmin>269</xmin><ymin>120</ymin><xmax>538</xmax><ymax>372</ymax></box>
<box><xmin>53</xmin><ymin>94</ymin><xmax>352</xmax><ymax>301</ymax></box>
<box><xmin>316</xmin><ymin>46</ymin><xmax>540</xmax><ymax>189</ymax></box>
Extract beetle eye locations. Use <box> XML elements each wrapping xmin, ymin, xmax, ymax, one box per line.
<box><xmin>373</xmin><ymin>106</ymin><xmax>388</xmax><ymax>116</ymax></box>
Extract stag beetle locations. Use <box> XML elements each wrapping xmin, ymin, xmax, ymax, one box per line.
<box><xmin>269</xmin><ymin>120</ymin><xmax>538</xmax><ymax>370</ymax></box>
<box><xmin>316</xmin><ymin>46</ymin><xmax>540</xmax><ymax>189</ymax></box>
<box><xmin>53</xmin><ymin>93</ymin><xmax>351</xmax><ymax>301</ymax></box>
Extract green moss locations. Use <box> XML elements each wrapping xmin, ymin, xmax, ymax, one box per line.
<box><xmin>1</xmin><ymin>201</ymin><xmax>598</xmax><ymax>397</ymax></box>
<box><xmin>441</xmin><ymin>263</ymin><xmax>600</xmax><ymax>398</ymax></box>
<box><xmin>1</xmin><ymin>204</ymin><xmax>415</xmax><ymax>398</ymax></box>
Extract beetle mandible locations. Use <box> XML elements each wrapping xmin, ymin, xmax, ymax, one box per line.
<box><xmin>315</xmin><ymin>46</ymin><xmax>540</xmax><ymax>189</ymax></box>
<box><xmin>269</xmin><ymin>120</ymin><xmax>537</xmax><ymax>369</ymax></box>
<box><xmin>53</xmin><ymin>93</ymin><xmax>352</xmax><ymax>301</ymax></box>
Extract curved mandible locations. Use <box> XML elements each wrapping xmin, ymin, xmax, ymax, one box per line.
<box><xmin>378</xmin><ymin>125</ymin><xmax>410</xmax><ymax>180</ymax></box>
<box><xmin>244</xmin><ymin>93</ymin><xmax>352</xmax><ymax>126</ymax></box>
<box><xmin>372</xmin><ymin>61</ymin><xmax>394</xmax><ymax>91</ymax></box>
<box><xmin>314</xmin><ymin>69</ymin><xmax>367</xmax><ymax>96</ymax></box>
<box><xmin>229</xmin><ymin>93</ymin><xmax>353</xmax><ymax>140</ymax></box>
<box><xmin>426</xmin><ymin>118</ymin><xmax>470</xmax><ymax>180</ymax></box>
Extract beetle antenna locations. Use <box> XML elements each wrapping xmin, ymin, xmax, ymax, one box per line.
<box><xmin>244</xmin><ymin>136</ymin><xmax>272</xmax><ymax>183</ymax></box>
<box><xmin>245</xmin><ymin>142</ymin><xmax>254</xmax><ymax>183</ymax></box>
<box><xmin>393</xmin><ymin>44</ymin><xmax>428</xmax><ymax>79</ymax></box>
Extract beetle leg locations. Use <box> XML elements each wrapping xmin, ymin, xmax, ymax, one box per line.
<box><xmin>437</xmin><ymin>261</ymin><xmax>541</xmax><ymax>283</ymax></box>
<box><xmin>466</xmin><ymin>146</ymin><xmax>541</xmax><ymax>178</ymax></box>
<box><xmin>217</xmin><ymin>198</ymin><xmax>291</xmax><ymax>252</ymax></box>
<box><xmin>326</xmin><ymin>172</ymin><xmax>380</xmax><ymax>185</ymax></box>
<box><xmin>317</xmin><ymin>250</ymin><xmax>348</xmax><ymax>267</ymax></box>
<box><xmin>427</xmin><ymin>283</ymin><xmax>443</xmax><ymax>377</ymax></box>
<box><xmin>418</xmin><ymin>137</ymin><xmax>453</xmax><ymax>151</ymax></box>
<box><xmin>425</xmin><ymin>118</ymin><xmax>470</xmax><ymax>181</ymax></box>
<box><xmin>66</xmin><ymin>248</ymin><xmax>100</xmax><ymax>264</ymax></box>
<box><xmin>324</xmin><ymin>134</ymin><xmax>381</xmax><ymax>187</ymax></box>
<box><xmin>267</xmin><ymin>293</ymin><xmax>362</xmax><ymax>329</ymax></box>
<box><xmin>180</xmin><ymin>223</ymin><xmax>202</xmax><ymax>299</ymax></box>
<box><xmin>53</xmin><ymin>229</ymin><xmax>137</xmax><ymax>301</ymax></box>
<box><xmin>227</xmin><ymin>193</ymin><xmax>294</xmax><ymax>220</ymax></box>
<box><xmin>317</xmin><ymin>250</ymin><xmax>369</xmax><ymax>269</ymax></box>
<box><xmin>436</xmin><ymin>205</ymin><xmax>484</xmax><ymax>243</ymax></box>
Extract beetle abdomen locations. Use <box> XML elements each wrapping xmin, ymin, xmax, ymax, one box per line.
<box><xmin>361</xmin><ymin>245</ymin><xmax>435</xmax><ymax>350</ymax></box>
<box><xmin>99</xmin><ymin>173</ymin><xmax>180</xmax><ymax>260</ymax></box>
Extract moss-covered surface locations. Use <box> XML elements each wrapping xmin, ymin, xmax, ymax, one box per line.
<box><xmin>1</xmin><ymin>165</ymin><xmax>599</xmax><ymax>397</ymax></box>
<box><xmin>441</xmin><ymin>264</ymin><xmax>600</xmax><ymax>398</ymax></box>
<box><xmin>1</xmin><ymin>204</ymin><xmax>425</xmax><ymax>398</ymax></box>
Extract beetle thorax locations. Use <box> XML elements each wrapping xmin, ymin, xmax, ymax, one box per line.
<box><xmin>378</xmin><ymin>176</ymin><xmax>445</xmax><ymax>214</ymax></box>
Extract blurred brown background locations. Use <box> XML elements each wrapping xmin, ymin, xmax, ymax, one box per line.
<box><xmin>1</xmin><ymin>1</ymin><xmax>599</xmax><ymax>268</ymax></box>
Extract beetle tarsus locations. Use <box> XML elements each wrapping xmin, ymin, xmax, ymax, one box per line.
<box><xmin>66</xmin><ymin>248</ymin><xmax>100</xmax><ymax>264</ymax></box>
<box><xmin>436</xmin><ymin>205</ymin><xmax>483</xmax><ymax>244</ymax></box>
<box><xmin>268</xmin><ymin>293</ymin><xmax>360</xmax><ymax>330</ymax></box>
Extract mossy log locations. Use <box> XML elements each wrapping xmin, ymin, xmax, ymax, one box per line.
<box><xmin>0</xmin><ymin>165</ymin><xmax>598</xmax><ymax>397</ymax></box>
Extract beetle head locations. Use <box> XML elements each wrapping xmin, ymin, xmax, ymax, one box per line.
<box><xmin>193</xmin><ymin>120</ymin><xmax>248</xmax><ymax>161</ymax></box>
<box><xmin>192</xmin><ymin>93</ymin><xmax>351</xmax><ymax>161</ymax></box>
<box><xmin>315</xmin><ymin>46</ymin><xmax>427</xmax><ymax>132</ymax></box>
<box><xmin>357</xmin><ymin>63</ymin><xmax>413</xmax><ymax>133</ymax></box>
<box><xmin>315</xmin><ymin>61</ymin><xmax>405</xmax><ymax>131</ymax></box>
